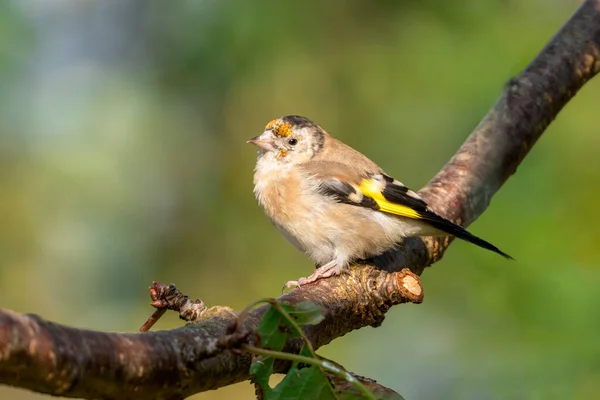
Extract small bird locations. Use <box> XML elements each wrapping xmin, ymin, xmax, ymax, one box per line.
<box><xmin>248</xmin><ymin>115</ymin><xmax>511</xmax><ymax>289</ymax></box>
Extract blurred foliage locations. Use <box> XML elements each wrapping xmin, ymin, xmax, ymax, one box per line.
<box><xmin>1</xmin><ymin>0</ymin><xmax>599</xmax><ymax>399</ymax></box>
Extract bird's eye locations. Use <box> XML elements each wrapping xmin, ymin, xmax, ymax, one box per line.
<box><xmin>288</xmin><ymin>138</ymin><xmax>298</xmax><ymax>146</ymax></box>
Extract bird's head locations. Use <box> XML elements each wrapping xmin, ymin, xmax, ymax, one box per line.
<box><xmin>248</xmin><ymin>115</ymin><xmax>325</xmax><ymax>164</ymax></box>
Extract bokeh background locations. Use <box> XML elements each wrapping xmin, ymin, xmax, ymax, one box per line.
<box><xmin>1</xmin><ymin>0</ymin><xmax>599</xmax><ymax>399</ymax></box>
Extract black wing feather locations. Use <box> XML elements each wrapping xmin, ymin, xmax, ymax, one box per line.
<box><xmin>417</xmin><ymin>209</ymin><xmax>514</xmax><ymax>259</ymax></box>
<box><xmin>380</xmin><ymin>175</ymin><xmax>428</xmax><ymax>212</ymax></box>
<box><xmin>317</xmin><ymin>173</ymin><xmax>513</xmax><ymax>260</ymax></box>
<box><xmin>317</xmin><ymin>179</ymin><xmax>379</xmax><ymax>209</ymax></box>
<box><xmin>378</xmin><ymin>175</ymin><xmax>513</xmax><ymax>259</ymax></box>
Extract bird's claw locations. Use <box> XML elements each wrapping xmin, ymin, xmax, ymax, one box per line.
<box><xmin>282</xmin><ymin>280</ymin><xmax>299</xmax><ymax>293</ymax></box>
<box><xmin>282</xmin><ymin>276</ymin><xmax>314</xmax><ymax>293</ymax></box>
<box><xmin>282</xmin><ymin>278</ymin><xmax>305</xmax><ymax>293</ymax></box>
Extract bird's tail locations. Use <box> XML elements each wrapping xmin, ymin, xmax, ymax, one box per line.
<box><xmin>418</xmin><ymin>210</ymin><xmax>513</xmax><ymax>260</ymax></box>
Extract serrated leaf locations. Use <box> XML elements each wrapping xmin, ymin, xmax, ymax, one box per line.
<box><xmin>249</xmin><ymin>354</ymin><xmax>273</xmax><ymax>388</ymax></box>
<box><xmin>270</xmin><ymin>364</ymin><xmax>337</xmax><ymax>400</ymax></box>
<box><xmin>288</xmin><ymin>301</ymin><xmax>325</xmax><ymax>326</ymax></box>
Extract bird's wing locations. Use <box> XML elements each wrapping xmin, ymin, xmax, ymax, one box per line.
<box><xmin>299</xmin><ymin>160</ymin><xmax>427</xmax><ymax>218</ymax></box>
<box><xmin>357</xmin><ymin>174</ymin><xmax>428</xmax><ymax>218</ymax></box>
<box><xmin>299</xmin><ymin>161</ymin><xmax>512</xmax><ymax>259</ymax></box>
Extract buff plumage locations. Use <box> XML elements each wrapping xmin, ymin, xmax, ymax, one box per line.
<box><xmin>248</xmin><ymin>115</ymin><xmax>511</xmax><ymax>288</ymax></box>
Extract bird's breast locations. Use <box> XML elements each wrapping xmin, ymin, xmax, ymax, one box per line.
<box><xmin>253</xmin><ymin>164</ymin><xmax>310</xmax><ymax>229</ymax></box>
<box><xmin>253</xmin><ymin>163</ymin><xmax>405</xmax><ymax>264</ymax></box>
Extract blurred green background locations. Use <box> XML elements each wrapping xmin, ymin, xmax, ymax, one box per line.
<box><xmin>1</xmin><ymin>0</ymin><xmax>599</xmax><ymax>399</ymax></box>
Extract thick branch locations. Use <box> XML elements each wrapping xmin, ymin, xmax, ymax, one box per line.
<box><xmin>2</xmin><ymin>0</ymin><xmax>600</xmax><ymax>398</ymax></box>
<box><xmin>0</xmin><ymin>268</ymin><xmax>421</xmax><ymax>399</ymax></box>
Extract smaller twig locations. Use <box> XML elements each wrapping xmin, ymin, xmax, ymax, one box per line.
<box><xmin>139</xmin><ymin>281</ymin><xmax>208</xmax><ymax>331</ymax></box>
<box><xmin>139</xmin><ymin>309</ymin><xmax>167</xmax><ymax>332</ymax></box>
<box><xmin>243</xmin><ymin>345</ymin><xmax>376</xmax><ymax>400</ymax></box>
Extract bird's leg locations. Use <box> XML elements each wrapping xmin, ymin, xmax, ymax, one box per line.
<box><xmin>283</xmin><ymin>259</ymin><xmax>346</xmax><ymax>291</ymax></box>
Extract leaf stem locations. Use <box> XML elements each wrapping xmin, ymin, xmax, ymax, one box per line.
<box><xmin>244</xmin><ymin>345</ymin><xmax>376</xmax><ymax>400</ymax></box>
<box><xmin>268</xmin><ymin>299</ymin><xmax>317</xmax><ymax>358</ymax></box>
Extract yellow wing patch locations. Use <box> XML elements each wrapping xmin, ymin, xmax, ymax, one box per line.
<box><xmin>359</xmin><ymin>179</ymin><xmax>421</xmax><ymax>219</ymax></box>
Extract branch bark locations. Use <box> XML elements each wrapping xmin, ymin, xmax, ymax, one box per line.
<box><xmin>2</xmin><ymin>1</ymin><xmax>600</xmax><ymax>398</ymax></box>
<box><xmin>0</xmin><ymin>269</ymin><xmax>422</xmax><ymax>399</ymax></box>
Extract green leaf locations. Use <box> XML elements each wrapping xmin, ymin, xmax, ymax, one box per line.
<box><xmin>251</xmin><ymin>302</ymin><xmax>336</xmax><ymax>399</ymax></box>
<box><xmin>288</xmin><ymin>301</ymin><xmax>325</xmax><ymax>326</ymax></box>
<box><xmin>335</xmin><ymin>380</ymin><xmax>405</xmax><ymax>400</ymax></box>
<box><xmin>249</xmin><ymin>354</ymin><xmax>274</xmax><ymax>388</ymax></box>
<box><xmin>251</xmin><ymin>303</ymin><xmax>295</xmax><ymax>388</ymax></box>
<box><xmin>269</xmin><ymin>363</ymin><xmax>337</xmax><ymax>400</ymax></box>
<box><xmin>257</xmin><ymin>302</ymin><xmax>296</xmax><ymax>350</ymax></box>
<box><xmin>250</xmin><ymin>300</ymin><xmax>386</xmax><ymax>400</ymax></box>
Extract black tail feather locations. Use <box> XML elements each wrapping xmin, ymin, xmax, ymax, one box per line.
<box><xmin>420</xmin><ymin>210</ymin><xmax>513</xmax><ymax>260</ymax></box>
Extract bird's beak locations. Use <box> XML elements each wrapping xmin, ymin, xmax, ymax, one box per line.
<box><xmin>247</xmin><ymin>131</ymin><xmax>277</xmax><ymax>152</ymax></box>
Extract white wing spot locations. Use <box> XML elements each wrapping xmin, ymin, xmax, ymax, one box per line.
<box><xmin>406</xmin><ymin>190</ymin><xmax>422</xmax><ymax>200</ymax></box>
<box><xmin>348</xmin><ymin>191</ymin><xmax>363</xmax><ymax>203</ymax></box>
<box><xmin>371</xmin><ymin>174</ymin><xmax>387</xmax><ymax>191</ymax></box>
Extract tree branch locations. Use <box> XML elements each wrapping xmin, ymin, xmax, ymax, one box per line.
<box><xmin>2</xmin><ymin>0</ymin><xmax>600</xmax><ymax>398</ymax></box>
<box><xmin>0</xmin><ymin>269</ymin><xmax>421</xmax><ymax>399</ymax></box>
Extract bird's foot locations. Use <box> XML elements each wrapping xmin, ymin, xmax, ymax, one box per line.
<box><xmin>282</xmin><ymin>260</ymin><xmax>346</xmax><ymax>292</ymax></box>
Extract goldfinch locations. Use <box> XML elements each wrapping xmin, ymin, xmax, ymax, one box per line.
<box><xmin>248</xmin><ymin>115</ymin><xmax>511</xmax><ymax>288</ymax></box>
